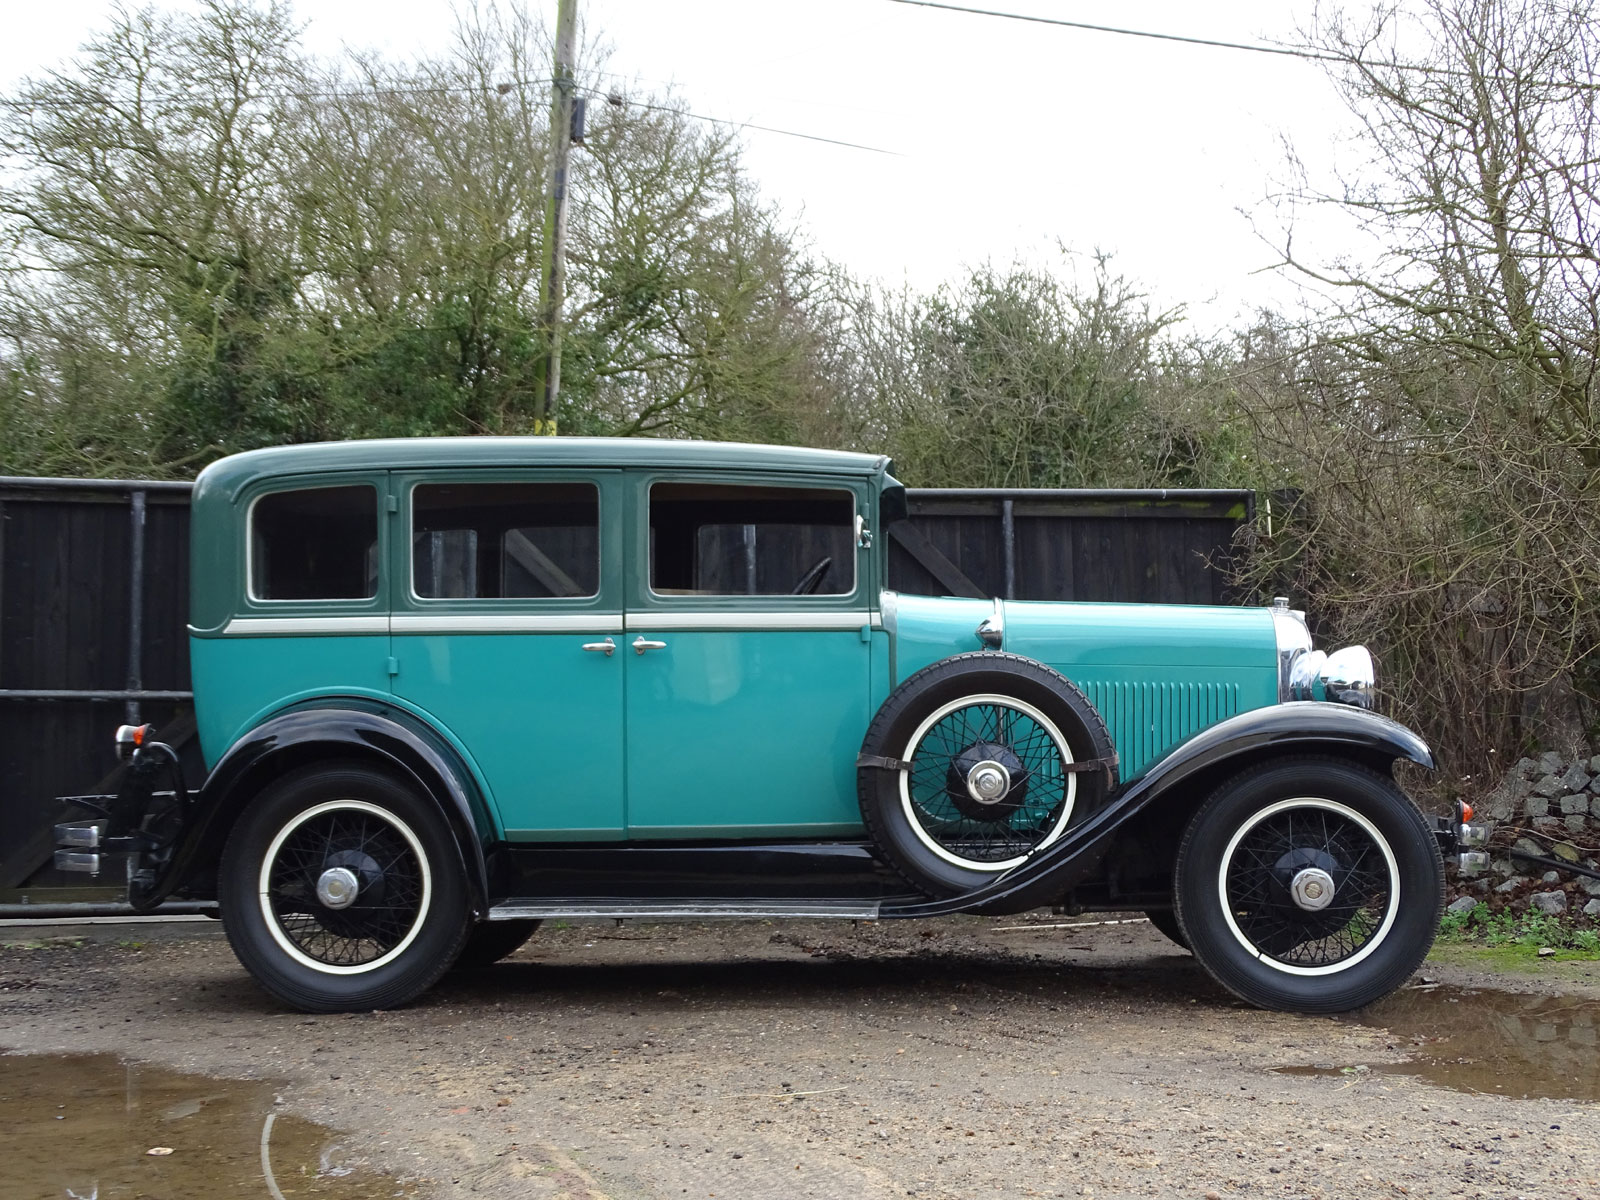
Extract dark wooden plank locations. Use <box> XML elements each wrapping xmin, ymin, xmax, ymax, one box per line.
<box><xmin>887</xmin><ymin>521</ymin><xmax>986</xmax><ymax>598</ymax></box>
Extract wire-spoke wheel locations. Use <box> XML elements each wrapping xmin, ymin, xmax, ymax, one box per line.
<box><xmin>899</xmin><ymin>694</ymin><xmax>1076</xmax><ymax>870</ymax></box>
<box><xmin>1175</xmin><ymin>757</ymin><xmax>1443</xmax><ymax>1014</ymax></box>
<box><xmin>221</xmin><ymin>764</ymin><xmax>470</xmax><ymax>1012</ymax></box>
<box><xmin>859</xmin><ymin>653</ymin><xmax>1116</xmax><ymax>896</ymax></box>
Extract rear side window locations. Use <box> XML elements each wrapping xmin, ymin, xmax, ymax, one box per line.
<box><xmin>251</xmin><ymin>485</ymin><xmax>378</xmax><ymax>601</ymax></box>
<box><xmin>649</xmin><ymin>483</ymin><xmax>855</xmax><ymax>596</ymax></box>
<box><xmin>412</xmin><ymin>482</ymin><xmax>599</xmax><ymax>599</ymax></box>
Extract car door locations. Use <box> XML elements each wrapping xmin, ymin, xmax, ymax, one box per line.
<box><xmin>622</xmin><ymin>471</ymin><xmax>876</xmax><ymax>838</ymax></box>
<box><xmin>388</xmin><ymin>469</ymin><xmax>627</xmax><ymax>841</ymax></box>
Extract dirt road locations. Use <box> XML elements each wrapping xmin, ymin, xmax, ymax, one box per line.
<box><xmin>3</xmin><ymin>914</ymin><xmax>1598</xmax><ymax>1199</ymax></box>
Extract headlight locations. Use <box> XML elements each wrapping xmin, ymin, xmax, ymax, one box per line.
<box><xmin>1269</xmin><ymin>597</ymin><xmax>1312</xmax><ymax>701</ymax></box>
<box><xmin>1269</xmin><ymin>599</ymin><xmax>1376</xmax><ymax>709</ymax></box>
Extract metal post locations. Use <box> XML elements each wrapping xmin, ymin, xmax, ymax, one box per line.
<box><xmin>532</xmin><ymin>0</ymin><xmax>579</xmax><ymax>435</ymax></box>
<box><xmin>125</xmin><ymin>489</ymin><xmax>147</xmax><ymax>726</ymax></box>
<box><xmin>1001</xmin><ymin>498</ymin><xmax>1016</xmax><ymax>600</ymax></box>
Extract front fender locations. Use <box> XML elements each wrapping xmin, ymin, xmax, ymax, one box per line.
<box><xmin>134</xmin><ymin>698</ymin><xmax>495</xmax><ymax>913</ymax></box>
<box><xmin>883</xmin><ymin>702</ymin><xmax>1433</xmax><ymax>918</ymax></box>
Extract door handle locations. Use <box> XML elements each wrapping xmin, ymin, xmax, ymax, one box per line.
<box><xmin>581</xmin><ymin>638</ymin><xmax>616</xmax><ymax>657</ymax></box>
<box><xmin>632</xmin><ymin>636</ymin><xmax>667</xmax><ymax>655</ymax></box>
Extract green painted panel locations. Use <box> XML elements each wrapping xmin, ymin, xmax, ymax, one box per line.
<box><xmin>190</xmin><ymin>635</ymin><xmax>392</xmax><ymax>768</ymax></box>
<box><xmin>623</xmin><ymin>629</ymin><xmax>871</xmax><ymax>836</ymax></box>
<box><xmin>391</xmin><ymin>632</ymin><xmax>625</xmax><ymax>838</ymax></box>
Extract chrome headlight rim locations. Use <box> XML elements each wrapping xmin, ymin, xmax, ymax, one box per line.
<box><xmin>1269</xmin><ymin>597</ymin><xmax>1313</xmax><ymax>702</ymax></box>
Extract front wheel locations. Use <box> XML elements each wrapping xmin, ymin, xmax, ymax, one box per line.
<box><xmin>219</xmin><ymin>763</ymin><xmax>471</xmax><ymax>1012</ymax></box>
<box><xmin>1174</xmin><ymin>757</ymin><xmax>1443</xmax><ymax>1014</ymax></box>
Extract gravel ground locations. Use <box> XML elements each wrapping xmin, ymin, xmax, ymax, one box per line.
<box><xmin>3</xmin><ymin>914</ymin><xmax>1599</xmax><ymax>1199</ymax></box>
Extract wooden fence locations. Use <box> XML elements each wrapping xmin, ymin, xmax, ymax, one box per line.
<box><xmin>0</xmin><ymin>476</ymin><xmax>1253</xmax><ymax>907</ymax></box>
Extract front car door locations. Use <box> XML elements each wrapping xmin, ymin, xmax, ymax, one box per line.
<box><xmin>388</xmin><ymin>469</ymin><xmax>627</xmax><ymax>842</ymax></box>
<box><xmin>623</xmin><ymin>471</ymin><xmax>876</xmax><ymax>839</ymax></box>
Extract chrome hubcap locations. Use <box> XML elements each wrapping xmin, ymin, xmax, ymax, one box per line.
<box><xmin>316</xmin><ymin>866</ymin><xmax>360</xmax><ymax>910</ymax></box>
<box><xmin>1290</xmin><ymin>866</ymin><xmax>1336</xmax><ymax>912</ymax></box>
<box><xmin>965</xmin><ymin>759</ymin><xmax>1012</xmax><ymax>805</ymax></box>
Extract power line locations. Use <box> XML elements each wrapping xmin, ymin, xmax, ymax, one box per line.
<box><xmin>580</xmin><ymin>87</ymin><xmax>900</xmax><ymax>156</ymax></box>
<box><xmin>884</xmin><ymin>0</ymin><xmax>1333</xmax><ymax>61</ymax></box>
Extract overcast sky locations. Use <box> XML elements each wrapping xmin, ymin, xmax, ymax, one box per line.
<box><xmin>0</xmin><ymin>0</ymin><xmax>1368</xmax><ymax>330</ymax></box>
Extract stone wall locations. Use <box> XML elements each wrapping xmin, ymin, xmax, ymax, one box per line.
<box><xmin>1464</xmin><ymin>751</ymin><xmax>1600</xmax><ymax>919</ymax></box>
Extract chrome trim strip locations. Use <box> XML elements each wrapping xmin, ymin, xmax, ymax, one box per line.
<box><xmin>392</xmin><ymin>613</ymin><xmax>624</xmax><ymax>634</ymax></box>
<box><xmin>222</xmin><ymin>616</ymin><xmax>389</xmax><ymax>636</ymax></box>
<box><xmin>624</xmin><ymin>610</ymin><xmax>878</xmax><ymax>632</ymax></box>
<box><xmin>487</xmin><ymin>900</ymin><xmax>883</xmax><ymax>921</ymax></box>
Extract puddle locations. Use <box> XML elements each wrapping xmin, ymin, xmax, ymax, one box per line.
<box><xmin>1278</xmin><ymin>985</ymin><xmax>1600</xmax><ymax>1100</ymax></box>
<box><xmin>0</xmin><ymin>1052</ymin><xmax>409</xmax><ymax>1199</ymax></box>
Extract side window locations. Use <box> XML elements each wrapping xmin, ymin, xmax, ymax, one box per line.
<box><xmin>251</xmin><ymin>485</ymin><xmax>378</xmax><ymax>601</ymax></box>
<box><xmin>649</xmin><ymin>483</ymin><xmax>854</xmax><ymax>597</ymax></box>
<box><xmin>412</xmin><ymin>482</ymin><xmax>599</xmax><ymax>600</ymax></box>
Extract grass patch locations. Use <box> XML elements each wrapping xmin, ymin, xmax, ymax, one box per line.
<box><xmin>1434</xmin><ymin>901</ymin><xmax>1600</xmax><ymax>960</ymax></box>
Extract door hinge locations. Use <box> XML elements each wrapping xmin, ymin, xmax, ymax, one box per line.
<box><xmin>385</xmin><ymin>494</ymin><xmax>399</xmax><ymax>513</ymax></box>
<box><xmin>385</xmin><ymin>656</ymin><xmax>400</xmax><ymax>677</ymax></box>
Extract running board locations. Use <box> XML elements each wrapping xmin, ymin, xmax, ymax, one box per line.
<box><xmin>488</xmin><ymin>898</ymin><xmax>888</xmax><ymax>921</ymax></box>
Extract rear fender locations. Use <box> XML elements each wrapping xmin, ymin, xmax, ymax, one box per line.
<box><xmin>882</xmin><ymin>702</ymin><xmax>1434</xmax><ymax>918</ymax></box>
<box><xmin>135</xmin><ymin>699</ymin><xmax>496</xmax><ymax>913</ymax></box>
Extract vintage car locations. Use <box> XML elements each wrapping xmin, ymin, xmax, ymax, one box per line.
<box><xmin>53</xmin><ymin>438</ymin><xmax>1487</xmax><ymax>1014</ymax></box>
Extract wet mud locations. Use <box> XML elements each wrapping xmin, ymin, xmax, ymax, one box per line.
<box><xmin>0</xmin><ymin>1051</ymin><xmax>408</xmax><ymax>1200</ymax></box>
<box><xmin>1279</xmin><ymin>983</ymin><xmax>1600</xmax><ymax>1100</ymax></box>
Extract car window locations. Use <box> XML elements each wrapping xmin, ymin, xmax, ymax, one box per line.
<box><xmin>250</xmin><ymin>485</ymin><xmax>378</xmax><ymax>601</ymax></box>
<box><xmin>412</xmin><ymin>481</ymin><xmax>599</xmax><ymax>599</ymax></box>
<box><xmin>649</xmin><ymin>482</ymin><xmax>854</xmax><ymax>597</ymax></box>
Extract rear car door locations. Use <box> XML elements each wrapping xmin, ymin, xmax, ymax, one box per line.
<box><xmin>388</xmin><ymin>470</ymin><xmax>626</xmax><ymax>841</ymax></box>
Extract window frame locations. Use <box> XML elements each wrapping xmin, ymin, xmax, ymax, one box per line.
<box><xmin>238</xmin><ymin>474</ymin><xmax>388</xmax><ymax>615</ymax></box>
<box><xmin>631</xmin><ymin>470</ymin><xmax>870</xmax><ymax>613</ymax></box>
<box><xmin>392</xmin><ymin>468</ymin><xmax>620</xmax><ymax>619</ymax></box>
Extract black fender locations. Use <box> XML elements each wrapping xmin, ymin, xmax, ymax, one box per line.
<box><xmin>134</xmin><ymin>698</ymin><xmax>497</xmax><ymax>914</ymax></box>
<box><xmin>880</xmin><ymin>701</ymin><xmax>1434</xmax><ymax>918</ymax></box>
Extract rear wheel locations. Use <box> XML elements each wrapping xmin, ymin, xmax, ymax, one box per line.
<box><xmin>1174</xmin><ymin>757</ymin><xmax>1443</xmax><ymax>1013</ymax></box>
<box><xmin>219</xmin><ymin>763</ymin><xmax>470</xmax><ymax>1012</ymax></box>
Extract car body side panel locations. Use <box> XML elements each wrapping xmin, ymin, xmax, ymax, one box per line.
<box><xmin>190</xmin><ymin>635</ymin><xmax>393</xmax><ymax>769</ymax></box>
<box><xmin>883</xmin><ymin>593</ymin><xmax>1280</xmax><ymax>781</ymax></box>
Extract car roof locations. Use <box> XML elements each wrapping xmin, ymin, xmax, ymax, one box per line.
<box><xmin>196</xmin><ymin>437</ymin><xmax>892</xmax><ymax>497</ymax></box>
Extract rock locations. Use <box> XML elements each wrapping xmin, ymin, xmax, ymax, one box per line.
<box><xmin>1533</xmin><ymin>773</ymin><xmax>1565</xmax><ymax>798</ymax></box>
<box><xmin>1512</xmin><ymin>836</ymin><xmax>1546</xmax><ymax>860</ymax></box>
<box><xmin>1591</xmin><ymin>796</ymin><xmax>1600</xmax><ymax>818</ymax></box>
<box><xmin>1496</xmin><ymin>876</ymin><xmax>1529</xmax><ymax>893</ymax></box>
<box><xmin>1539</xmin><ymin>750</ymin><xmax>1565</xmax><ymax>774</ymax></box>
<box><xmin>1553</xmin><ymin>841</ymin><xmax>1582</xmax><ymax>863</ymax></box>
<box><xmin>1535</xmin><ymin>817</ymin><xmax>1563</xmax><ymax>832</ymax></box>
<box><xmin>1531</xmin><ymin>890</ymin><xmax>1568</xmax><ymax>914</ymax></box>
<box><xmin>1525</xmin><ymin>795</ymin><xmax>1551</xmax><ymax>820</ymax></box>
<box><xmin>1482</xmin><ymin>774</ymin><xmax>1533</xmax><ymax>821</ymax></box>
<box><xmin>1561</xmin><ymin>793</ymin><xmax>1589</xmax><ymax>815</ymax></box>
<box><xmin>1543</xmin><ymin>871</ymin><xmax>1562</xmax><ymax>883</ymax></box>
<box><xmin>1560</xmin><ymin>763</ymin><xmax>1593</xmax><ymax>793</ymax></box>
<box><xmin>1446</xmin><ymin>896</ymin><xmax>1478</xmax><ymax>916</ymax></box>
<box><xmin>1590</xmin><ymin>753</ymin><xmax>1600</xmax><ymax>776</ymax></box>
<box><xmin>1472</xmin><ymin>878</ymin><xmax>1492</xmax><ymax>892</ymax></box>
<box><xmin>1539</xmin><ymin>946</ymin><xmax>1558</xmax><ymax>957</ymax></box>
<box><xmin>1512</xmin><ymin>756</ymin><xmax>1540</xmax><ymax>780</ymax></box>
<box><xmin>1586</xmin><ymin>898</ymin><xmax>1600</xmax><ymax>917</ymax></box>
<box><xmin>1568</xmin><ymin>816</ymin><xmax>1589</xmax><ymax>835</ymax></box>
<box><xmin>1582</xmin><ymin>875</ymin><xmax>1600</xmax><ymax>897</ymax></box>
<box><xmin>1492</xmin><ymin>857</ymin><xmax>1517</xmax><ymax>877</ymax></box>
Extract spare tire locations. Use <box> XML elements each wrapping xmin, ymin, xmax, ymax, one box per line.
<box><xmin>857</xmin><ymin>652</ymin><xmax>1117</xmax><ymax>897</ymax></box>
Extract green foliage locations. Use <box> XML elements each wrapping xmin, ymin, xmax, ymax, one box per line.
<box><xmin>1437</xmin><ymin>900</ymin><xmax>1600</xmax><ymax>955</ymax></box>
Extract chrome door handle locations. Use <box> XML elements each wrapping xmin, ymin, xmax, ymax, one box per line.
<box><xmin>581</xmin><ymin>638</ymin><xmax>616</xmax><ymax>657</ymax></box>
<box><xmin>632</xmin><ymin>637</ymin><xmax>667</xmax><ymax>655</ymax></box>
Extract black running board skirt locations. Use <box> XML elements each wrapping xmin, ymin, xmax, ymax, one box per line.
<box><xmin>488</xmin><ymin>898</ymin><xmax>895</xmax><ymax>921</ymax></box>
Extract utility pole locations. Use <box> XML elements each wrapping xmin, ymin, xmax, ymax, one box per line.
<box><xmin>532</xmin><ymin>0</ymin><xmax>578</xmax><ymax>435</ymax></box>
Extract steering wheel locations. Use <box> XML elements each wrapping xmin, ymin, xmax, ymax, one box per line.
<box><xmin>791</xmin><ymin>556</ymin><xmax>833</xmax><ymax>595</ymax></box>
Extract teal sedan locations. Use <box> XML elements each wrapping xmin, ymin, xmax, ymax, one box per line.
<box><xmin>55</xmin><ymin>438</ymin><xmax>1482</xmax><ymax>1014</ymax></box>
